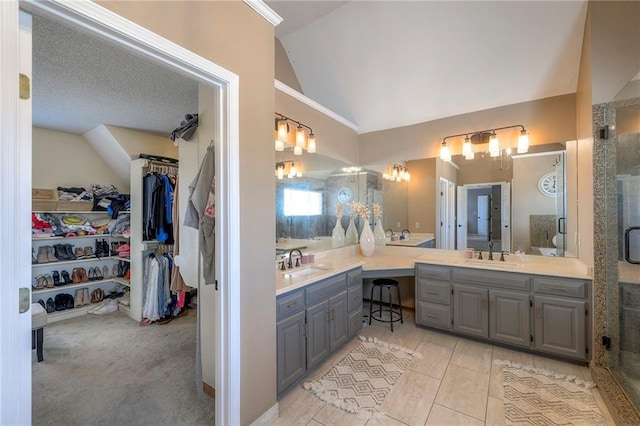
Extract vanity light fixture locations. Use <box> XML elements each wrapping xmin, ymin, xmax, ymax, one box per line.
<box><xmin>383</xmin><ymin>164</ymin><xmax>411</xmax><ymax>182</ymax></box>
<box><xmin>275</xmin><ymin>112</ymin><xmax>317</xmax><ymax>156</ymax></box>
<box><xmin>275</xmin><ymin>161</ymin><xmax>302</xmax><ymax>180</ymax></box>
<box><xmin>440</xmin><ymin>124</ymin><xmax>530</xmax><ymax>161</ymax></box>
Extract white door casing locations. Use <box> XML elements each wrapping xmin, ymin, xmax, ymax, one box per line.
<box><xmin>457</xmin><ymin>186</ymin><xmax>467</xmax><ymax>250</ymax></box>
<box><xmin>3</xmin><ymin>1</ymin><xmax>242</xmax><ymax>424</ymax></box>
<box><xmin>501</xmin><ymin>182</ymin><xmax>511</xmax><ymax>252</ymax></box>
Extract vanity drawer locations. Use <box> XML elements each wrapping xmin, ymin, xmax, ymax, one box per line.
<box><xmin>347</xmin><ymin>268</ymin><xmax>362</xmax><ymax>287</ymax></box>
<box><xmin>417</xmin><ymin>301</ymin><xmax>452</xmax><ymax>330</ymax></box>
<box><xmin>306</xmin><ymin>274</ymin><xmax>347</xmax><ymax>305</ymax></box>
<box><xmin>453</xmin><ymin>268</ymin><xmax>530</xmax><ymax>291</ymax></box>
<box><xmin>348</xmin><ymin>308</ymin><xmax>363</xmax><ymax>338</ymax></box>
<box><xmin>417</xmin><ymin>278</ymin><xmax>451</xmax><ymax>305</ymax></box>
<box><xmin>533</xmin><ymin>277</ymin><xmax>587</xmax><ymax>299</ymax></box>
<box><xmin>276</xmin><ymin>290</ymin><xmax>305</xmax><ymax>320</ymax></box>
<box><xmin>416</xmin><ymin>264</ymin><xmax>451</xmax><ymax>281</ymax></box>
<box><xmin>348</xmin><ymin>284</ymin><xmax>363</xmax><ymax>312</ymax></box>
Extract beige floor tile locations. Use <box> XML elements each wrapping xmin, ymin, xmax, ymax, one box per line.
<box><xmin>532</xmin><ymin>355</ymin><xmax>590</xmax><ymax>380</ymax></box>
<box><xmin>435</xmin><ymin>363</ymin><xmax>490</xmax><ymax>421</ymax></box>
<box><xmin>385</xmin><ymin>323</ymin><xmax>427</xmax><ymax>351</ymax></box>
<box><xmin>425</xmin><ymin>403</ymin><xmax>484</xmax><ymax>426</ymax></box>
<box><xmin>381</xmin><ymin>370</ymin><xmax>440</xmax><ymax>426</ymax></box>
<box><xmin>418</xmin><ymin>328</ymin><xmax>460</xmax><ymax>350</ymax></box>
<box><xmin>449</xmin><ymin>338</ymin><xmax>493</xmax><ymax>374</ymax></box>
<box><xmin>408</xmin><ymin>341</ymin><xmax>453</xmax><ymax>380</ymax></box>
<box><xmin>306</xmin><ymin>420</ymin><xmax>324</xmax><ymax>426</ymax></box>
<box><xmin>273</xmin><ymin>385</ymin><xmax>326</xmax><ymax>426</ymax></box>
<box><xmin>491</xmin><ymin>346</ymin><xmax>535</xmax><ymax>366</ymax></box>
<box><xmin>364</xmin><ymin>414</ymin><xmax>409</xmax><ymax>426</ymax></box>
<box><xmin>485</xmin><ymin>396</ymin><xmax>506</xmax><ymax>426</ymax></box>
<box><xmin>313</xmin><ymin>403</ymin><xmax>368</xmax><ymax>426</ymax></box>
<box><xmin>488</xmin><ymin>362</ymin><xmax>504</xmax><ymax>400</ymax></box>
<box><xmin>360</xmin><ymin>324</ymin><xmax>394</xmax><ymax>342</ymax></box>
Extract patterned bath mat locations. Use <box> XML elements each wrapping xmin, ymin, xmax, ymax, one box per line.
<box><xmin>303</xmin><ymin>336</ymin><xmax>422</xmax><ymax>420</ymax></box>
<box><xmin>494</xmin><ymin>359</ymin><xmax>607</xmax><ymax>425</ymax></box>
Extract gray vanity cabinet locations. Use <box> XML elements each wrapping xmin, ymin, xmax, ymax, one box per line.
<box><xmin>489</xmin><ymin>289</ymin><xmax>531</xmax><ymax>348</ymax></box>
<box><xmin>532</xmin><ymin>275</ymin><xmax>589</xmax><ymax>360</ymax></box>
<box><xmin>276</xmin><ymin>310</ymin><xmax>307</xmax><ymax>393</ymax></box>
<box><xmin>277</xmin><ymin>267</ymin><xmax>363</xmax><ymax>396</ymax></box>
<box><xmin>328</xmin><ymin>291</ymin><xmax>348</xmax><ymax>352</ymax></box>
<box><xmin>306</xmin><ymin>300</ymin><xmax>330</xmax><ymax>370</ymax></box>
<box><xmin>453</xmin><ymin>284</ymin><xmax>489</xmax><ymax>338</ymax></box>
<box><xmin>415</xmin><ymin>264</ymin><xmax>453</xmax><ymax>330</ymax></box>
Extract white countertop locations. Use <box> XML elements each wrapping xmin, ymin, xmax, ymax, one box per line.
<box><xmin>386</xmin><ymin>232</ymin><xmax>434</xmax><ymax>247</ymax></box>
<box><xmin>276</xmin><ymin>245</ymin><xmax>593</xmax><ymax>296</ymax></box>
<box><xmin>618</xmin><ymin>261</ymin><xmax>640</xmax><ymax>285</ymax></box>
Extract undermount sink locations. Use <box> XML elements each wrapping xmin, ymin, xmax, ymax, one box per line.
<box><xmin>464</xmin><ymin>259</ymin><xmax>521</xmax><ymax>268</ymax></box>
<box><xmin>281</xmin><ymin>266</ymin><xmax>327</xmax><ymax>279</ymax></box>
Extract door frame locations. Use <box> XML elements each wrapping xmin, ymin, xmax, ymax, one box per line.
<box><xmin>1</xmin><ymin>2</ymin><xmax>242</xmax><ymax>424</ymax></box>
<box><xmin>437</xmin><ymin>177</ymin><xmax>455</xmax><ymax>249</ymax></box>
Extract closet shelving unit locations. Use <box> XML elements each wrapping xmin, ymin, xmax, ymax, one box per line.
<box><xmin>31</xmin><ymin>210</ymin><xmax>131</xmax><ymax>323</ymax></box>
<box><xmin>129</xmin><ymin>158</ymin><xmax>178</xmax><ymax>323</ymax></box>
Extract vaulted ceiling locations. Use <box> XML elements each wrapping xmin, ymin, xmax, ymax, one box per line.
<box><xmin>267</xmin><ymin>1</ymin><xmax>589</xmax><ymax>134</ymax></box>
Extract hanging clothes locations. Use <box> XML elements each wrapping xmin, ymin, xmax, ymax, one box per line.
<box><xmin>185</xmin><ymin>145</ymin><xmax>216</xmax><ymax>284</ymax></box>
<box><xmin>143</xmin><ymin>172</ymin><xmax>175</xmax><ymax>244</ymax></box>
<box><xmin>170</xmin><ymin>175</ymin><xmax>188</xmax><ymax>294</ymax></box>
<box><xmin>141</xmin><ymin>251</ymin><xmax>175</xmax><ymax>323</ymax></box>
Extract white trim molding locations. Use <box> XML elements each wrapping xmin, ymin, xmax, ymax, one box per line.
<box><xmin>275</xmin><ymin>79</ymin><xmax>359</xmax><ymax>132</ymax></box>
<box><xmin>17</xmin><ymin>1</ymin><xmax>242</xmax><ymax>425</ymax></box>
<box><xmin>243</xmin><ymin>0</ymin><xmax>283</xmax><ymax>27</ymax></box>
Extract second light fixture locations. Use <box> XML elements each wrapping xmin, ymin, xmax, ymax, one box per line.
<box><xmin>275</xmin><ymin>112</ymin><xmax>317</xmax><ymax>155</ymax></box>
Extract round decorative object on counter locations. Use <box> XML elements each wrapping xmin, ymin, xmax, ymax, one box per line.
<box><xmin>337</xmin><ymin>187</ymin><xmax>352</xmax><ymax>204</ymax></box>
<box><xmin>359</xmin><ymin>222</ymin><xmax>375</xmax><ymax>256</ymax></box>
<box><xmin>538</xmin><ymin>172</ymin><xmax>557</xmax><ymax>197</ymax></box>
<box><xmin>331</xmin><ymin>218</ymin><xmax>345</xmax><ymax>248</ymax></box>
<box><xmin>345</xmin><ymin>217</ymin><xmax>358</xmax><ymax>245</ymax></box>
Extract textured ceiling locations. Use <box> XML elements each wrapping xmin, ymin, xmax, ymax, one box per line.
<box><xmin>268</xmin><ymin>1</ymin><xmax>588</xmax><ymax>134</ymax></box>
<box><xmin>32</xmin><ymin>14</ymin><xmax>198</xmax><ymax>137</ymax></box>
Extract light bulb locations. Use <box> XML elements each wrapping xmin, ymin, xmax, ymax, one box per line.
<box><xmin>405</xmin><ymin>171</ymin><xmax>410</xmax><ymax>181</ymax></box>
<box><xmin>295</xmin><ymin>126</ymin><xmax>306</xmax><ymax>148</ymax></box>
<box><xmin>275</xmin><ymin>139</ymin><xmax>284</xmax><ymax>152</ymax></box>
<box><xmin>440</xmin><ymin>141</ymin><xmax>451</xmax><ymax>162</ymax></box>
<box><xmin>392</xmin><ymin>166</ymin><xmax>398</xmax><ymax>178</ymax></box>
<box><xmin>290</xmin><ymin>163</ymin><xmax>297</xmax><ymax>176</ymax></box>
<box><xmin>293</xmin><ymin>146</ymin><xmax>302</xmax><ymax>156</ymax></box>
<box><xmin>506</xmin><ymin>147</ymin><xmax>512</xmax><ymax>155</ymax></box>
<box><xmin>489</xmin><ymin>133</ymin><xmax>500</xmax><ymax>157</ymax></box>
<box><xmin>277</xmin><ymin>120</ymin><xmax>288</xmax><ymax>142</ymax></box>
<box><xmin>517</xmin><ymin>130</ymin><xmax>529</xmax><ymax>153</ymax></box>
<box><xmin>276</xmin><ymin>164</ymin><xmax>284</xmax><ymax>180</ymax></box>
<box><xmin>462</xmin><ymin>135</ymin><xmax>472</xmax><ymax>158</ymax></box>
<box><xmin>307</xmin><ymin>134</ymin><xmax>316</xmax><ymax>153</ymax></box>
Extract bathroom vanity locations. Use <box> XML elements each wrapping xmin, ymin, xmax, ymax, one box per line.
<box><xmin>275</xmin><ymin>246</ymin><xmax>593</xmax><ymax>396</ymax></box>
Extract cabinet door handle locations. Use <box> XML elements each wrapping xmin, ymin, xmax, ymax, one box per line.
<box><xmin>427</xmin><ymin>313</ymin><xmax>440</xmax><ymax>319</ymax></box>
<box><xmin>550</xmin><ymin>286</ymin><xmax>568</xmax><ymax>292</ymax></box>
<box><xmin>330</xmin><ymin>309</ymin><xmax>335</xmax><ymax>321</ymax></box>
<box><xmin>286</xmin><ymin>301</ymin><xmax>297</xmax><ymax>308</ymax></box>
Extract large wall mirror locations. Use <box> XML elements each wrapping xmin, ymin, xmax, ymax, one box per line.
<box><xmin>360</xmin><ymin>140</ymin><xmax>577</xmax><ymax>257</ymax></box>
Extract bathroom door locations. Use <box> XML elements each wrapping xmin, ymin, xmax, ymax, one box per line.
<box><xmin>477</xmin><ymin>195</ymin><xmax>489</xmax><ymax>236</ymax></box>
<box><xmin>457</xmin><ymin>186</ymin><xmax>467</xmax><ymax>249</ymax></box>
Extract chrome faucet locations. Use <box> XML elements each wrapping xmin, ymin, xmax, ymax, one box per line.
<box><xmin>488</xmin><ymin>241</ymin><xmax>494</xmax><ymax>261</ymax></box>
<box><xmin>288</xmin><ymin>248</ymin><xmax>303</xmax><ymax>268</ymax></box>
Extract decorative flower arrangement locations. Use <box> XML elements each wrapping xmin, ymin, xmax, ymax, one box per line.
<box><xmin>349</xmin><ymin>201</ymin><xmax>359</xmax><ymax>219</ymax></box>
<box><xmin>352</xmin><ymin>201</ymin><xmax>370</xmax><ymax>222</ymax></box>
<box><xmin>372</xmin><ymin>202</ymin><xmax>382</xmax><ymax>221</ymax></box>
<box><xmin>336</xmin><ymin>202</ymin><xmax>344</xmax><ymax>218</ymax></box>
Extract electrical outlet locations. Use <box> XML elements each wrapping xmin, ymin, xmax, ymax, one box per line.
<box><xmin>415</xmin><ymin>222</ymin><xmax>420</xmax><ymax>229</ymax></box>
<box><xmin>396</xmin><ymin>222</ymin><xmax>401</xmax><ymax>228</ymax></box>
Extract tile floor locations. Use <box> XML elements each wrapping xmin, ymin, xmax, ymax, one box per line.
<box><xmin>274</xmin><ymin>310</ymin><xmax>616</xmax><ymax>426</ymax></box>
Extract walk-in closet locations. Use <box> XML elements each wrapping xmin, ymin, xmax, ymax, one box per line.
<box><xmin>27</xmin><ymin>10</ymin><xmax>216</xmax><ymax>424</ymax></box>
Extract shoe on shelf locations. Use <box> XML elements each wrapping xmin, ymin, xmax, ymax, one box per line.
<box><xmin>91</xmin><ymin>288</ymin><xmax>104</xmax><ymax>303</ymax></box>
<box><xmin>71</xmin><ymin>268</ymin><xmax>81</xmax><ymax>284</ymax></box>
<box><xmin>54</xmin><ymin>294</ymin><xmax>66</xmax><ymax>311</ymax></box>
<box><xmin>32</xmin><ymin>248</ymin><xmax>37</xmax><ymax>265</ymax></box>
<box><xmin>83</xmin><ymin>288</ymin><xmax>90</xmax><ymax>306</ymax></box>
<box><xmin>64</xmin><ymin>244</ymin><xmax>76</xmax><ymax>260</ymax></box>
<box><xmin>74</xmin><ymin>289</ymin><xmax>83</xmax><ymax>308</ymax></box>
<box><xmin>44</xmin><ymin>274</ymin><xmax>54</xmax><ymax>289</ymax></box>
<box><xmin>74</xmin><ymin>247</ymin><xmax>85</xmax><ymax>259</ymax></box>
<box><xmin>102</xmin><ymin>265</ymin><xmax>109</xmax><ymax>279</ymax></box>
<box><xmin>87</xmin><ymin>267</ymin><xmax>95</xmax><ymax>281</ymax></box>
<box><xmin>124</xmin><ymin>269</ymin><xmax>130</xmax><ymax>280</ymax></box>
<box><xmin>52</xmin><ymin>270</ymin><xmax>60</xmax><ymax>286</ymax></box>
<box><xmin>53</xmin><ymin>244</ymin><xmax>66</xmax><ymax>261</ymax></box>
<box><xmin>79</xmin><ymin>267</ymin><xmax>89</xmax><ymax>283</ymax></box>
<box><xmin>33</xmin><ymin>275</ymin><xmax>45</xmax><ymax>290</ymax></box>
<box><xmin>46</xmin><ymin>245</ymin><xmax>58</xmax><ymax>262</ymax></box>
<box><xmin>95</xmin><ymin>266</ymin><xmax>103</xmax><ymax>281</ymax></box>
<box><xmin>84</xmin><ymin>246</ymin><xmax>95</xmax><ymax>258</ymax></box>
<box><xmin>36</xmin><ymin>246</ymin><xmax>48</xmax><ymax>264</ymax></box>
<box><xmin>45</xmin><ymin>297</ymin><xmax>55</xmax><ymax>313</ymax></box>
<box><xmin>37</xmin><ymin>299</ymin><xmax>46</xmax><ymax>310</ymax></box>
<box><xmin>61</xmin><ymin>270</ymin><xmax>72</xmax><ymax>284</ymax></box>
<box><xmin>64</xmin><ymin>293</ymin><xmax>74</xmax><ymax>309</ymax></box>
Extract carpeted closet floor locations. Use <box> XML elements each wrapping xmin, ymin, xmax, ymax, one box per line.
<box><xmin>32</xmin><ymin>308</ymin><xmax>215</xmax><ymax>425</ymax></box>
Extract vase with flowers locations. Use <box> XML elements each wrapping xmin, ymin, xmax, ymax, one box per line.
<box><xmin>372</xmin><ymin>202</ymin><xmax>386</xmax><ymax>246</ymax></box>
<box><xmin>354</xmin><ymin>202</ymin><xmax>375</xmax><ymax>256</ymax></box>
<box><xmin>345</xmin><ymin>201</ymin><xmax>359</xmax><ymax>245</ymax></box>
<box><xmin>331</xmin><ymin>202</ymin><xmax>346</xmax><ymax>248</ymax></box>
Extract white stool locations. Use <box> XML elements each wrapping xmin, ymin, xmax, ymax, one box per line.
<box><xmin>32</xmin><ymin>303</ymin><xmax>47</xmax><ymax>362</ymax></box>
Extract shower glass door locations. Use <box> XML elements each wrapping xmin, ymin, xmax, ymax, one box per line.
<box><xmin>612</xmin><ymin>96</ymin><xmax>640</xmax><ymax>410</ymax></box>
